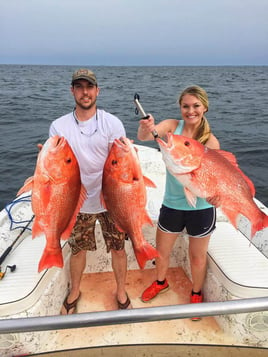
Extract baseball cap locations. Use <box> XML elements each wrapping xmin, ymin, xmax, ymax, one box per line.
<box><xmin>71</xmin><ymin>68</ymin><xmax>97</xmax><ymax>85</ymax></box>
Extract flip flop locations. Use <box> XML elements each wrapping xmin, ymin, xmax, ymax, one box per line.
<box><xmin>117</xmin><ymin>293</ymin><xmax>131</xmax><ymax>309</ymax></box>
<box><xmin>62</xmin><ymin>292</ymin><xmax>81</xmax><ymax>315</ymax></box>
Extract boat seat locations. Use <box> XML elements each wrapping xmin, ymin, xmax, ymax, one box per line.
<box><xmin>207</xmin><ymin>222</ymin><xmax>268</xmax><ymax>298</ymax></box>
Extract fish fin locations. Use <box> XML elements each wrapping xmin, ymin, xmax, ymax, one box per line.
<box><xmin>221</xmin><ymin>206</ymin><xmax>239</xmax><ymax>230</ymax></box>
<box><xmin>142</xmin><ymin>211</ymin><xmax>154</xmax><ymax>227</ymax></box>
<box><xmin>61</xmin><ymin>184</ymin><xmax>88</xmax><ymax>240</ymax></box>
<box><xmin>100</xmin><ymin>192</ymin><xmax>108</xmax><ymax>210</ymax></box>
<box><xmin>216</xmin><ymin>150</ymin><xmax>255</xmax><ymax>196</ymax></box>
<box><xmin>143</xmin><ymin>175</ymin><xmax>157</xmax><ymax>188</ymax></box>
<box><xmin>251</xmin><ymin>213</ymin><xmax>268</xmax><ymax>239</ymax></box>
<box><xmin>264</xmin><ymin>214</ymin><xmax>268</xmax><ymax>229</ymax></box>
<box><xmin>32</xmin><ymin>219</ymin><xmax>44</xmax><ymax>239</ymax></box>
<box><xmin>38</xmin><ymin>247</ymin><xmax>64</xmax><ymax>272</ymax></box>
<box><xmin>184</xmin><ymin>187</ymin><xmax>197</xmax><ymax>208</ymax></box>
<box><xmin>115</xmin><ymin>224</ymin><xmax>125</xmax><ymax>233</ymax></box>
<box><xmin>237</xmin><ymin>170</ymin><xmax>255</xmax><ymax>196</ymax></box>
<box><xmin>17</xmin><ymin>176</ymin><xmax>34</xmax><ymax>196</ymax></box>
<box><xmin>134</xmin><ymin>243</ymin><xmax>159</xmax><ymax>269</ymax></box>
<box><xmin>216</xmin><ymin>150</ymin><xmax>238</xmax><ymax>166</ymax></box>
<box><xmin>80</xmin><ymin>184</ymin><xmax>88</xmax><ymax>204</ymax></box>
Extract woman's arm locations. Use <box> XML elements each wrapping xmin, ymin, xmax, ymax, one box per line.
<box><xmin>137</xmin><ymin>115</ymin><xmax>179</xmax><ymax>141</ymax></box>
<box><xmin>205</xmin><ymin>133</ymin><xmax>220</xmax><ymax>150</ymax></box>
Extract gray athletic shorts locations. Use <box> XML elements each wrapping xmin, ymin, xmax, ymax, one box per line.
<box><xmin>158</xmin><ymin>205</ymin><xmax>216</xmax><ymax>238</ymax></box>
<box><xmin>68</xmin><ymin>211</ymin><xmax>126</xmax><ymax>255</ymax></box>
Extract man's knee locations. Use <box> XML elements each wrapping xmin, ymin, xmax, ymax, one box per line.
<box><xmin>71</xmin><ymin>249</ymin><xmax>87</xmax><ymax>259</ymax></box>
<box><xmin>111</xmin><ymin>248</ymin><xmax>126</xmax><ymax>259</ymax></box>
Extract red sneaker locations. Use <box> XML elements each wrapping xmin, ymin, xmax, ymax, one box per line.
<box><xmin>190</xmin><ymin>293</ymin><xmax>203</xmax><ymax>321</ymax></box>
<box><xmin>141</xmin><ymin>280</ymin><xmax>169</xmax><ymax>302</ymax></box>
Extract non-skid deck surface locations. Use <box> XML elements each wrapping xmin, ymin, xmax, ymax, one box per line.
<box><xmin>51</xmin><ymin>268</ymin><xmax>236</xmax><ymax>352</ymax></box>
<box><xmin>30</xmin><ymin>344</ymin><xmax>268</xmax><ymax>357</ymax></box>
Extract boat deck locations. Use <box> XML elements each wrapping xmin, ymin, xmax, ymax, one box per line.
<box><xmin>29</xmin><ymin>344</ymin><xmax>268</xmax><ymax>357</ymax></box>
<box><xmin>49</xmin><ymin>267</ymin><xmax>236</xmax><ymax>352</ymax></box>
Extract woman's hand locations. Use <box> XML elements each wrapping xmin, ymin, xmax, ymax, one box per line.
<box><xmin>137</xmin><ymin>114</ymin><xmax>157</xmax><ymax>140</ymax></box>
<box><xmin>206</xmin><ymin>195</ymin><xmax>221</xmax><ymax>208</ymax></box>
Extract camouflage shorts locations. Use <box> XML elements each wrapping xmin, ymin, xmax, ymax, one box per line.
<box><xmin>68</xmin><ymin>211</ymin><xmax>126</xmax><ymax>255</ymax></box>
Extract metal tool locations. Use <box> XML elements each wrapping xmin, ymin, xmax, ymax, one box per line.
<box><xmin>0</xmin><ymin>215</ymin><xmax>35</xmax><ymax>266</ymax></box>
<box><xmin>134</xmin><ymin>93</ymin><xmax>159</xmax><ymax>139</ymax></box>
<box><xmin>0</xmin><ymin>215</ymin><xmax>35</xmax><ymax>279</ymax></box>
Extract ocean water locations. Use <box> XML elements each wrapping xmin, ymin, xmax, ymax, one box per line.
<box><xmin>0</xmin><ymin>65</ymin><xmax>267</xmax><ymax>210</ymax></box>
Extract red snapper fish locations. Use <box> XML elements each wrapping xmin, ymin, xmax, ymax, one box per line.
<box><xmin>156</xmin><ymin>133</ymin><xmax>268</xmax><ymax>238</ymax></box>
<box><xmin>102</xmin><ymin>137</ymin><xmax>159</xmax><ymax>269</ymax></box>
<box><xmin>17</xmin><ymin>136</ymin><xmax>86</xmax><ymax>272</ymax></box>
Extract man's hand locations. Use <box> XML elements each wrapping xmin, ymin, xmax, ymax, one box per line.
<box><xmin>37</xmin><ymin>143</ymin><xmax>43</xmax><ymax>152</ymax></box>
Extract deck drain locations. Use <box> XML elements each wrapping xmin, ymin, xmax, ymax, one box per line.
<box><xmin>246</xmin><ymin>311</ymin><xmax>268</xmax><ymax>332</ymax></box>
<box><xmin>0</xmin><ymin>333</ymin><xmax>19</xmax><ymax>349</ymax></box>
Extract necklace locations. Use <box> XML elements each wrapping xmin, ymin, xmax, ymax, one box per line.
<box><xmin>73</xmin><ymin>108</ymin><xmax>98</xmax><ymax>137</ymax></box>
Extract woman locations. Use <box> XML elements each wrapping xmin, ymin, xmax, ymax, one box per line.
<box><xmin>137</xmin><ymin>85</ymin><xmax>220</xmax><ymax>320</ymax></box>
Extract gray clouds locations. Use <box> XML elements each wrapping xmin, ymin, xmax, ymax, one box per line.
<box><xmin>1</xmin><ymin>0</ymin><xmax>267</xmax><ymax>65</ymax></box>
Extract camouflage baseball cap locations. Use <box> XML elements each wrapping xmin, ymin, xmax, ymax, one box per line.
<box><xmin>71</xmin><ymin>68</ymin><xmax>97</xmax><ymax>85</ymax></box>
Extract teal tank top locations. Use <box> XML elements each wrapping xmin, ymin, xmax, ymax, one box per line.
<box><xmin>162</xmin><ymin>121</ymin><xmax>212</xmax><ymax>210</ymax></box>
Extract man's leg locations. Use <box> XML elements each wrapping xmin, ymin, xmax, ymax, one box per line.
<box><xmin>98</xmin><ymin>211</ymin><xmax>131</xmax><ymax>309</ymax></box>
<box><xmin>111</xmin><ymin>248</ymin><xmax>131</xmax><ymax>307</ymax></box>
<box><xmin>60</xmin><ymin>249</ymin><xmax>87</xmax><ymax>315</ymax></box>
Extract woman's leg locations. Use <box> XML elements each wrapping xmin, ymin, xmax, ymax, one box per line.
<box><xmin>155</xmin><ymin>227</ymin><xmax>178</xmax><ymax>281</ymax></box>
<box><xmin>188</xmin><ymin>235</ymin><xmax>211</xmax><ymax>293</ymax></box>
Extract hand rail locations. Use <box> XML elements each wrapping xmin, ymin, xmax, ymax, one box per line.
<box><xmin>0</xmin><ymin>296</ymin><xmax>268</xmax><ymax>334</ymax></box>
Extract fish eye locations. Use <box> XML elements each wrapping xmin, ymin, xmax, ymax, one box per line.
<box><xmin>184</xmin><ymin>141</ymin><xmax>190</xmax><ymax>146</ymax></box>
<box><xmin>66</xmin><ymin>158</ymin><xmax>72</xmax><ymax>163</ymax></box>
<box><xmin>112</xmin><ymin>160</ymin><xmax>117</xmax><ymax>165</ymax></box>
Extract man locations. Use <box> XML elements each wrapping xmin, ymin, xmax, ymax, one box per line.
<box><xmin>49</xmin><ymin>68</ymin><xmax>131</xmax><ymax>314</ymax></box>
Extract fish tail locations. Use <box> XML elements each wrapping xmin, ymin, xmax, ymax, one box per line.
<box><xmin>135</xmin><ymin>243</ymin><xmax>159</xmax><ymax>269</ymax></box>
<box><xmin>38</xmin><ymin>248</ymin><xmax>64</xmax><ymax>272</ymax></box>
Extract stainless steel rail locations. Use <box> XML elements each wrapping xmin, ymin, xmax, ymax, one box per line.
<box><xmin>1</xmin><ymin>296</ymin><xmax>268</xmax><ymax>334</ymax></box>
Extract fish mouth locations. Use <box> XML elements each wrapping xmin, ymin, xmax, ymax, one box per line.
<box><xmin>114</xmin><ymin>136</ymin><xmax>132</xmax><ymax>152</ymax></box>
<box><xmin>49</xmin><ymin>136</ymin><xmax>66</xmax><ymax>151</ymax></box>
<box><xmin>119</xmin><ymin>137</ymin><xmax>128</xmax><ymax>145</ymax></box>
<box><xmin>55</xmin><ymin>136</ymin><xmax>66</xmax><ymax>147</ymax></box>
<box><xmin>156</xmin><ymin>133</ymin><xmax>193</xmax><ymax>174</ymax></box>
<box><xmin>156</xmin><ymin>133</ymin><xmax>172</xmax><ymax>149</ymax></box>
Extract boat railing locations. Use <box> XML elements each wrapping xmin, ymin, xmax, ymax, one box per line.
<box><xmin>0</xmin><ymin>296</ymin><xmax>268</xmax><ymax>334</ymax></box>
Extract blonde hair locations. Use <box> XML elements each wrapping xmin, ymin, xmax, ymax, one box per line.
<box><xmin>177</xmin><ymin>85</ymin><xmax>211</xmax><ymax>145</ymax></box>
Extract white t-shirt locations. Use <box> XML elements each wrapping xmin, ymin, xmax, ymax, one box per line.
<box><xmin>49</xmin><ymin>108</ymin><xmax>126</xmax><ymax>213</ymax></box>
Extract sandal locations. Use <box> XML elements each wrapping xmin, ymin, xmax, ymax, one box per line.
<box><xmin>117</xmin><ymin>294</ymin><xmax>131</xmax><ymax>309</ymax></box>
<box><xmin>62</xmin><ymin>292</ymin><xmax>81</xmax><ymax>315</ymax></box>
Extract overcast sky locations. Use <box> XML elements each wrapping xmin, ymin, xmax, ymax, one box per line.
<box><xmin>1</xmin><ymin>0</ymin><xmax>267</xmax><ymax>66</ymax></box>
